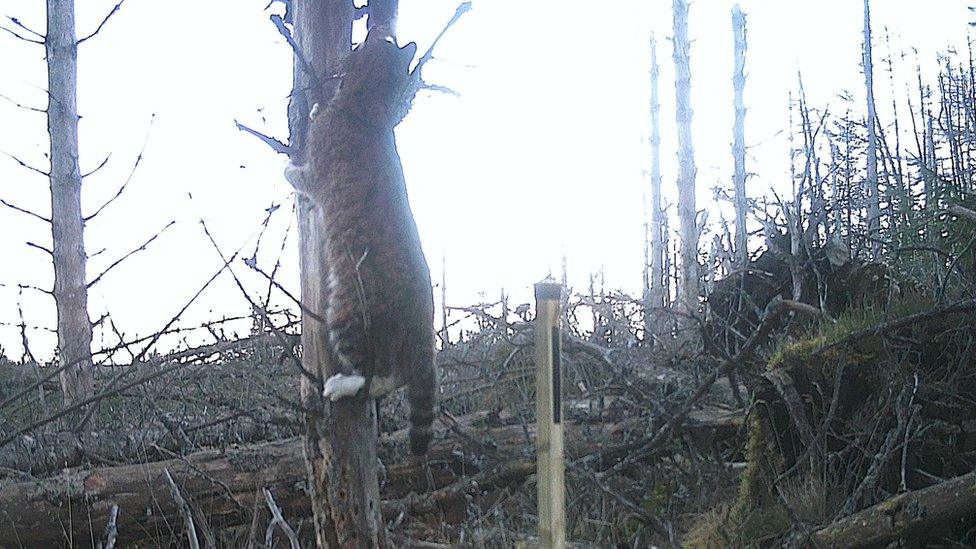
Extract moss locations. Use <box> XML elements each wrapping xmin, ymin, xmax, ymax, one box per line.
<box><xmin>766</xmin><ymin>295</ymin><xmax>933</xmax><ymax>375</ymax></box>
<box><xmin>690</xmin><ymin>295</ymin><xmax>937</xmax><ymax>547</ymax></box>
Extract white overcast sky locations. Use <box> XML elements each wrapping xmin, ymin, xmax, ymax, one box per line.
<box><xmin>0</xmin><ymin>1</ymin><xmax>972</xmax><ymax>360</ymax></box>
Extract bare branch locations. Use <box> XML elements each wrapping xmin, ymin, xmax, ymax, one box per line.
<box><xmin>0</xmin><ymin>281</ymin><xmax>52</xmax><ymax>295</ymax></box>
<box><xmin>25</xmin><ymin>241</ymin><xmax>51</xmax><ymax>255</ymax></box>
<box><xmin>77</xmin><ymin>0</ymin><xmax>125</xmax><ymax>45</ymax></box>
<box><xmin>164</xmin><ymin>469</ymin><xmax>201</xmax><ymax>549</ymax></box>
<box><xmin>243</xmin><ymin>255</ymin><xmax>326</xmax><ymax>324</ymax></box>
<box><xmin>268</xmin><ymin>13</ymin><xmax>320</xmax><ymax>94</ymax></box>
<box><xmin>1</xmin><ymin>150</ymin><xmax>48</xmax><ymax>176</ymax></box>
<box><xmin>85</xmin><ymin>117</ymin><xmax>152</xmax><ymax>220</ymax></box>
<box><xmin>81</xmin><ymin>153</ymin><xmax>111</xmax><ymax>179</ymax></box>
<box><xmin>420</xmin><ymin>82</ymin><xmax>460</xmax><ymax>97</ymax></box>
<box><xmin>411</xmin><ymin>2</ymin><xmax>472</xmax><ymax>81</ymax></box>
<box><xmin>0</xmin><ymin>197</ymin><xmax>50</xmax><ymax>223</ymax></box>
<box><xmin>5</xmin><ymin>16</ymin><xmax>44</xmax><ymax>40</ymax></box>
<box><xmin>0</xmin><ymin>24</ymin><xmax>43</xmax><ymax>44</ymax></box>
<box><xmin>87</xmin><ymin>220</ymin><xmax>176</xmax><ymax>288</ymax></box>
<box><xmin>263</xmin><ymin>488</ymin><xmax>301</xmax><ymax>549</ymax></box>
<box><xmin>0</xmin><ymin>93</ymin><xmax>45</xmax><ymax>113</ymax></box>
<box><xmin>234</xmin><ymin>119</ymin><xmax>292</xmax><ymax>155</ymax></box>
<box><xmin>103</xmin><ymin>505</ymin><xmax>119</xmax><ymax>549</ymax></box>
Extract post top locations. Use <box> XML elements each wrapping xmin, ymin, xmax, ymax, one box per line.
<box><xmin>534</xmin><ymin>282</ymin><xmax>563</xmax><ymax>301</ymax></box>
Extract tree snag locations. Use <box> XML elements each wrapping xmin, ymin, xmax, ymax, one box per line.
<box><xmin>46</xmin><ymin>0</ymin><xmax>95</xmax><ymax>409</ymax></box>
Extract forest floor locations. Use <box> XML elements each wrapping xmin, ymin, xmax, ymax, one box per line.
<box><xmin>1</xmin><ymin>273</ymin><xmax>975</xmax><ymax>547</ymax></box>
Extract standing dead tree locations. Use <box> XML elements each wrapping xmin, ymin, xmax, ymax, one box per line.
<box><xmin>672</xmin><ymin>0</ymin><xmax>699</xmax><ymax>316</ymax></box>
<box><xmin>863</xmin><ymin>0</ymin><xmax>881</xmax><ymax>258</ymax></box>
<box><xmin>46</xmin><ymin>0</ymin><xmax>94</xmax><ymax>409</ymax></box>
<box><xmin>3</xmin><ymin>1</ymin><xmax>164</xmax><ymax>417</ymax></box>
<box><xmin>731</xmin><ymin>4</ymin><xmax>748</xmax><ymax>265</ymax></box>
<box><xmin>646</xmin><ymin>35</ymin><xmax>666</xmax><ymax>322</ymax></box>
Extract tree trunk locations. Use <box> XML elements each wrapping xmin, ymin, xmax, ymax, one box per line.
<box><xmin>672</xmin><ymin>0</ymin><xmax>699</xmax><ymax>315</ymax></box>
<box><xmin>286</xmin><ymin>2</ymin><xmax>384</xmax><ymax>548</ymax></box>
<box><xmin>46</xmin><ymin>0</ymin><xmax>94</xmax><ymax>409</ymax></box>
<box><xmin>648</xmin><ymin>35</ymin><xmax>665</xmax><ymax>316</ymax></box>
<box><xmin>731</xmin><ymin>4</ymin><xmax>748</xmax><ymax>265</ymax></box>
<box><xmin>863</xmin><ymin>0</ymin><xmax>881</xmax><ymax>258</ymax></box>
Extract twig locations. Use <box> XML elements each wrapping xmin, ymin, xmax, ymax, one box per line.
<box><xmin>0</xmin><ymin>92</ymin><xmax>45</xmax><ymax>113</ymax></box>
<box><xmin>77</xmin><ymin>0</ymin><xmax>125</xmax><ymax>44</ymax></box>
<box><xmin>103</xmin><ymin>504</ymin><xmax>119</xmax><ymax>549</ymax></box>
<box><xmin>81</xmin><ymin>154</ymin><xmax>111</xmax><ymax>179</ymax></box>
<box><xmin>87</xmin><ymin>220</ymin><xmax>176</xmax><ymax>288</ymax></box>
<box><xmin>1</xmin><ymin>150</ymin><xmax>48</xmax><ymax>176</ymax></box>
<box><xmin>5</xmin><ymin>17</ymin><xmax>43</xmax><ymax>40</ymax></box>
<box><xmin>25</xmin><ymin>241</ymin><xmax>52</xmax><ymax>255</ymax></box>
<box><xmin>164</xmin><ymin>468</ymin><xmax>201</xmax><ymax>549</ymax></box>
<box><xmin>268</xmin><ymin>12</ymin><xmax>320</xmax><ymax>98</ymax></box>
<box><xmin>234</xmin><ymin>120</ymin><xmax>292</xmax><ymax>155</ymax></box>
<box><xmin>411</xmin><ymin>2</ymin><xmax>472</xmax><ymax>80</ymax></box>
<box><xmin>263</xmin><ymin>488</ymin><xmax>301</xmax><ymax>549</ymax></box>
<box><xmin>85</xmin><ymin>116</ymin><xmax>153</xmax><ymax>220</ymax></box>
<box><xmin>0</xmin><ymin>197</ymin><xmax>49</xmax><ymax>223</ymax></box>
<box><xmin>0</xmin><ymin>23</ymin><xmax>43</xmax><ymax>44</ymax></box>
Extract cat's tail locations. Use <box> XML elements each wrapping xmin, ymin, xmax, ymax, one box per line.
<box><xmin>407</xmin><ymin>353</ymin><xmax>436</xmax><ymax>455</ymax></box>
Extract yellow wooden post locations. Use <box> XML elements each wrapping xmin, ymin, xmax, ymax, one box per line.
<box><xmin>534</xmin><ymin>282</ymin><xmax>565</xmax><ymax>549</ymax></box>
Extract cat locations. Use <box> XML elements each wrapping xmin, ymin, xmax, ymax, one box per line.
<box><xmin>284</xmin><ymin>30</ymin><xmax>434</xmax><ymax>455</ymax></box>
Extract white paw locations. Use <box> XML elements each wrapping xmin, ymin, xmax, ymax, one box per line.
<box><xmin>283</xmin><ymin>163</ymin><xmax>308</xmax><ymax>190</ymax></box>
<box><xmin>322</xmin><ymin>374</ymin><xmax>366</xmax><ymax>401</ymax></box>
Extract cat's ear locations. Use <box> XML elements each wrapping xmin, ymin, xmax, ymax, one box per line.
<box><xmin>400</xmin><ymin>41</ymin><xmax>417</xmax><ymax>72</ymax></box>
<box><xmin>401</xmin><ymin>41</ymin><xmax>417</xmax><ymax>60</ymax></box>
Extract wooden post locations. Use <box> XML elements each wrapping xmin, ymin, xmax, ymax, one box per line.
<box><xmin>534</xmin><ymin>282</ymin><xmax>565</xmax><ymax>549</ymax></box>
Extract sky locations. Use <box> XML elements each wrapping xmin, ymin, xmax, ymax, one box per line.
<box><xmin>0</xmin><ymin>0</ymin><xmax>973</xmax><ymax>361</ymax></box>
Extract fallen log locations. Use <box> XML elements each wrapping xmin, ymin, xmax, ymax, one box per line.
<box><xmin>0</xmin><ymin>410</ymin><xmax>743</xmax><ymax>546</ymax></box>
<box><xmin>0</xmin><ymin>438</ymin><xmax>307</xmax><ymax>546</ymax></box>
<box><xmin>809</xmin><ymin>468</ymin><xmax>976</xmax><ymax>548</ymax></box>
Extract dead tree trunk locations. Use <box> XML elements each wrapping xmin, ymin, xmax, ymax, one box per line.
<box><xmin>647</xmin><ymin>35</ymin><xmax>665</xmax><ymax>316</ymax></box>
<box><xmin>46</xmin><ymin>0</ymin><xmax>94</xmax><ymax>408</ymax></box>
<box><xmin>672</xmin><ymin>0</ymin><xmax>699</xmax><ymax>316</ymax></box>
<box><xmin>863</xmin><ymin>0</ymin><xmax>881</xmax><ymax>258</ymax></box>
<box><xmin>731</xmin><ymin>4</ymin><xmax>748</xmax><ymax>265</ymax></box>
<box><xmin>285</xmin><ymin>2</ymin><xmax>382</xmax><ymax>548</ymax></box>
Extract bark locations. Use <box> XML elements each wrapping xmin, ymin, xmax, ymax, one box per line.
<box><xmin>648</xmin><ymin>35</ymin><xmax>665</xmax><ymax>314</ymax></box>
<box><xmin>286</xmin><ymin>1</ymin><xmax>381</xmax><ymax>547</ymax></box>
<box><xmin>672</xmin><ymin>0</ymin><xmax>699</xmax><ymax>314</ymax></box>
<box><xmin>809</xmin><ymin>469</ymin><xmax>976</xmax><ymax>548</ymax></box>
<box><xmin>731</xmin><ymin>5</ymin><xmax>748</xmax><ymax>265</ymax></box>
<box><xmin>46</xmin><ymin>0</ymin><xmax>94</xmax><ymax>409</ymax></box>
<box><xmin>863</xmin><ymin>0</ymin><xmax>881</xmax><ymax>257</ymax></box>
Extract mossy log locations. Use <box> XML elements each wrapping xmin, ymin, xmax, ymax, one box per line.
<box><xmin>710</xmin><ymin>300</ymin><xmax>976</xmax><ymax>546</ymax></box>
<box><xmin>809</xmin><ymin>468</ymin><xmax>976</xmax><ymax>548</ymax></box>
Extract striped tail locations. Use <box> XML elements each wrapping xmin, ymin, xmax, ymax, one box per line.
<box><xmin>407</xmin><ymin>359</ymin><xmax>436</xmax><ymax>455</ymax></box>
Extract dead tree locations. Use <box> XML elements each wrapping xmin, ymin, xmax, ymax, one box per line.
<box><xmin>863</xmin><ymin>0</ymin><xmax>881</xmax><ymax>257</ymax></box>
<box><xmin>647</xmin><ymin>35</ymin><xmax>666</xmax><ymax>316</ymax></box>
<box><xmin>672</xmin><ymin>0</ymin><xmax>699</xmax><ymax>315</ymax></box>
<box><xmin>47</xmin><ymin>0</ymin><xmax>94</xmax><ymax>407</ymax></box>
<box><xmin>281</xmin><ymin>2</ymin><xmax>373</xmax><ymax>547</ymax></box>
<box><xmin>731</xmin><ymin>4</ymin><xmax>748</xmax><ymax>265</ymax></box>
